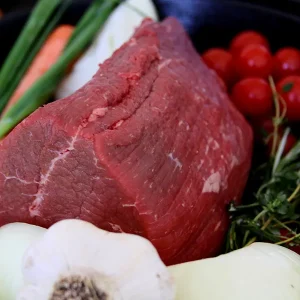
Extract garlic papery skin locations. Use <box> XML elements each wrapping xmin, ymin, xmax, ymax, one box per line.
<box><xmin>0</xmin><ymin>223</ymin><xmax>46</xmax><ymax>300</ymax></box>
<box><xmin>56</xmin><ymin>0</ymin><xmax>158</xmax><ymax>99</ymax></box>
<box><xmin>17</xmin><ymin>219</ymin><xmax>175</xmax><ymax>300</ymax></box>
<box><xmin>169</xmin><ymin>242</ymin><xmax>300</xmax><ymax>300</ymax></box>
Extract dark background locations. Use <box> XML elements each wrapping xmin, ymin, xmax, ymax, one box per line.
<box><xmin>1</xmin><ymin>0</ymin><xmax>300</xmax><ymax>14</ymax></box>
<box><xmin>2</xmin><ymin>0</ymin><xmax>300</xmax><ymax>54</ymax></box>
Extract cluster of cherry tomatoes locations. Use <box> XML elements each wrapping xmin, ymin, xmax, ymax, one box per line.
<box><xmin>202</xmin><ymin>30</ymin><xmax>300</xmax><ymax>154</ymax></box>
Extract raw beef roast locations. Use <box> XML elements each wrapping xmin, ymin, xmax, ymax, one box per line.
<box><xmin>0</xmin><ymin>18</ymin><xmax>252</xmax><ymax>265</ymax></box>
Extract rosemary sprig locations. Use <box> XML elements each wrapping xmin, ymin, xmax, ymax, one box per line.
<box><xmin>226</xmin><ymin>77</ymin><xmax>300</xmax><ymax>252</ymax></box>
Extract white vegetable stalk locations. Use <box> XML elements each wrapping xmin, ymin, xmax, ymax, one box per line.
<box><xmin>0</xmin><ymin>223</ymin><xmax>46</xmax><ymax>300</ymax></box>
<box><xmin>17</xmin><ymin>219</ymin><xmax>175</xmax><ymax>300</ymax></box>
<box><xmin>56</xmin><ymin>0</ymin><xmax>158</xmax><ymax>99</ymax></box>
<box><xmin>169</xmin><ymin>242</ymin><xmax>300</xmax><ymax>300</ymax></box>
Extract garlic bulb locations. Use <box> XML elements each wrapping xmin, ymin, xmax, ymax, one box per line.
<box><xmin>0</xmin><ymin>223</ymin><xmax>46</xmax><ymax>300</ymax></box>
<box><xmin>56</xmin><ymin>0</ymin><xmax>158</xmax><ymax>99</ymax></box>
<box><xmin>18</xmin><ymin>219</ymin><xmax>175</xmax><ymax>300</ymax></box>
<box><xmin>169</xmin><ymin>242</ymin><xmax>300</xmax><ymax>300</ymax></box>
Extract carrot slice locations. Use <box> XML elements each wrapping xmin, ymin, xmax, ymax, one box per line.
<box><xmin>3</xmin><ymin>25</ymin><xmax>74</xmax><ymax>114</ymax></box>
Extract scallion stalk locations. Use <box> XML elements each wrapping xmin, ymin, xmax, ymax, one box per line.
<box><xmin>66</xmin><ymin>0</ymin><xmax>104</xmax><ymax>47</ymax></box>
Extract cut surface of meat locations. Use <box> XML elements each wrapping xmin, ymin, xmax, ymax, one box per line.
<box><xmin>0</xmin><ymin>18</ymin><xmax>252</xmax><ymax>265</ymax></box>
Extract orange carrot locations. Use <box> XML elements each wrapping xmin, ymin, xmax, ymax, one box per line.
<box><xmin>3</xmin><ymin>25</ymin><xmax>74</xmax><ymax>114</ymax></box>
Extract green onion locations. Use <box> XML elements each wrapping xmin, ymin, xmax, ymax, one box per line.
<box><xmin>66</xmin><ymin>0</ymin><xmax>104</xmax><ymax>47</ymax></box>
<box><xmin>0</xmin><ymin>0</ymin><xmax>118</xmax><ymax>138</ymax></box>
<box><xmin>0</xmin><ymin>0</ymin><xmax>71</xmax><ymax>112</ymax></box>
<box><xmin>0</xmin><ymin>0</ymin><xmax>62</xmax><ymax>96</ymax></box>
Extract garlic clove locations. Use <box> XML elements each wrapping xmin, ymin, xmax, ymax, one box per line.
<box><xmin>18</xmin><ymin>219</ymin><xmax>175</xmax><ymax>300</ymax></box>
<box><xmin>0</xmin><ymin>223</ymin><xmax>46</xmax><ymax>300</ymax></box>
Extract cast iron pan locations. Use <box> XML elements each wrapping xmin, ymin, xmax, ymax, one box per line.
<box><xmin>1</xmin><ymin>0</ymin><xmax>300</xmax><ymax>61</ymax></box>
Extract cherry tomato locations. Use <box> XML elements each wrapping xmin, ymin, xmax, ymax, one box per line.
<box><xmin>234</xmin><ymin>44</ymin><xmax>273</xmax><ymax>79</ymax></box>
<box><xmin>273</xmin><ymin>47</ymin><xmax>300</xmax><ymax>81</ymax></box>
<box><xmin>230</xmin><ymin>30</ymin><xmax>269</xmax><ymax>56</ymax></box>
<box><xmin>277</xmin><ymin>75</ymin><xmax>300</xmax><ymax>121</ymax></box>
<box><xmin>231</xmin><ymin>78</ymin><xmax>273</xmax><ymax>116</ymax></box>
<box><xmin>202</xmin><ymin>48</ymin><xmax>235</xmax><ymax>86</ymax></box>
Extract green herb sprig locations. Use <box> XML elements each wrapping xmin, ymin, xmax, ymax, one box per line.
<box><xmin>226</xmin><ymin>76</ymin><xmax>300</xmax><ymax>252</ymax></box>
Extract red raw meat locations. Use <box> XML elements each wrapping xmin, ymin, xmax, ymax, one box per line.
<box><xmin>0</xmin><ymin>18</ymin><xmax>252</xmax><ymax>265</ymax></box>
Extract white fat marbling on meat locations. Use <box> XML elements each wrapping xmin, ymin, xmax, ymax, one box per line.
<box><xmin>185</xmin><ymin>182</ymin><xmax>193</xmax><ymax>195</ymax></box>
<box><xmin>103</xmin><ymin>91</ymin><xmax>111</xmax><ymax>100</ymax></box>
<box><xmin>212</xmin><ymin>140</ymin><xmax>220</xmax><ymax>150</ymax></box>
<box><xmin>197</xmin><ymin>160</ymin><xmax>204</xmax><ymax>170</ymax></box>
<box><xmin>88</xmin><ymin>107</ymin><xmax>108</xmax><ymax>122</ymax></box>
<box><xmin>202</xmin><ymin>172</ymin><xmax>221</xmax><ymax>193</ymax></box>
<box><xmin>122</xmin><ymin>202</ymin><xmax>137</xmax><ymax>208</ymax></box>
<box><xmin>0</xmin><ymin>172</ymin><xmax>34</xmax><ymax>185</ymax></box>
<box><xmin>109</xmin><ymin>223</ymin><xmax>123</xmax><ymax>232</ymax></box>
<box><xmin>230</xmin><ymin>155</ymin><xmax>239</xmax><ymax>169</ymax></box>
<box><xmin>129</xmin><ymin>38</ymin><xmax>137</xmax><ymax>46</ymax></box>
<box><xmin>178</xmin><ymin>120</ymin><xmax>190</xmax><ymax>131</ymax></box>
<box><xmin>194</xmin><ymin>94</ymin><xmax>201</xmax><ymax>101</ymax></box>
<box><xmin>167</xmin><ymin>152</ymin><xmax>182</xmax><ymax>170</ymax></box>
<box><xmin>205</xmin><ymin>138</ymin><xmax>220</xmax><ymax>155</ymax></box>
<box><xmin>158</xmin><ymin>59</ymin><xmax>171</xmax><ymax>71</ymax></box>
<box><xmin>113</xmin><ymin>120</ymin><xmax>124</xmax><ymax>129</ymax></box>
<box><xmin>214</xmin><ymin>221</ymin><xmax>222</xmax><ymax>231</ymax></box>
<box><xmin>29</xmin><ymin>126</ymin><xmax>81</xmax><ymax>217</ymax></box>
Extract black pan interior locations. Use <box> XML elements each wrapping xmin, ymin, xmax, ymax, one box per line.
<box><xmin>1</xmin><ymin>0</ymin><xmax>300</xmax><ymax>63</ymax></box>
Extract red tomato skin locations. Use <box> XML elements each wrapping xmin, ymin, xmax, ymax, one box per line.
<box><xmin>231</xmin><ymin>78</ymin><xmax>273</xmax><ymax>116</ymax></box>
<box><xmin>273</xmin><ymin>47</ymin><xmax>300</xmax><ymax>81</ymax></box>
<box><xmin>234</xmin><ymin>44</ymin><xmax>273</xmax><ymax>79</ymax></box>
<box><xmin>202</xmin><ymin>48</ymin><xmax>235</xmax><ymax>86</ymax></box>
<box><xmin>230</xmin><ymin>30</ymin><xmax>269</xmax><ymax>56</ymax></box>
<box><xmin>277</xmin><ymin>75</ymin><xmax>300</xmax><ymax>121</ymax></box>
